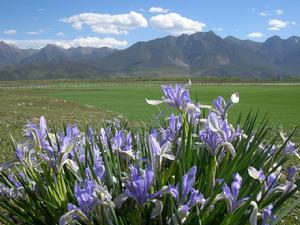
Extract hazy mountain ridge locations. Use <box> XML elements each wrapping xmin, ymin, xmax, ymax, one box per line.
<box><xmin>1</xmin><ymin>32</ymin><xmax>300</xmax><ymax>80</ymax></box>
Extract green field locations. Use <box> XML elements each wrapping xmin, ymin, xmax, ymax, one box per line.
<box><xmin>38</xmin><ymin>83</ymin><xmax>300</xmax><ymax>128</ymax></box>
<box><xmin>0</xmin><ymin>81</ymin><xmax>300</xmax><ymax>224</ymax></box>
<box><xmin>1</xmin><ymin>81</ymin><xmax>300</xmax><ymax>162</ymax></box>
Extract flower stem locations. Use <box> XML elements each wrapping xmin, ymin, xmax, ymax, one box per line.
<box><xmin>206</xmin><ymin>155</ymin><xmax>217</xmax><ymax>196</ymax></box>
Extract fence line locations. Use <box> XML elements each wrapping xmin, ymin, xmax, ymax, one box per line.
<box><xmin>1</xmin><ymin>82</ymin><xmax>300</xmax><ymax>90</ymax></box>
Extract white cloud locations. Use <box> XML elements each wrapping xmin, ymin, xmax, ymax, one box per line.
<box><xmin>26</xmin><ymin>28</ymin><xmax>49</xmax><ymax>35</ymax></box>
<box><xmin>57</xmin><ymin>37</ymin><xmax>128</xmax><ymax>49</ymax></box>
<box><xmin>291</xmin><ymin>21</ymin><xmax>296</xmax><ymax>25</ymax></box>
<box><xmin>213</xmin><ymin>27</ymin><xmax>223</xmax><ymax>31</ymax></box>
<box><xmin>247</xmin><ymin>32</ymin><xmax>263</xmax><ymax>38</ymax></box>
<box><xmin>148</xmin><ymin>7</ymin><xmax>169</xmax><ymax>14</ymax></box>
<box><xmin>56</xmin><ymin>32</ymin><xmax>65</xmax><ymax>37</ymax></box>
<box><xmin>150</xmin><ymin>13</ymin><xmax>205</xmax><ymax>35</ymax></box>
<box><xmin>260</xmin><ymin>12</ymin><xmax>268</xmax><ymax>16</ymax></box>
<box><xmin>275</xmin><ymin>9</ymin><xmax>283</xmax><ymax>15</ymax></box>
<box><xmin>37</xmin><ymin>8</ymin><xmax>45</xmax><ymax>12</ymax></box>
<box><xmin>4</xmin><ymin>37</ymin><xmax>128</xmax><ymax>49</ymax></box>
<box><xmin>268</xmin><ymin>19</ymin><xmax>288</xmax><ymax>30</ymax></box>
<box><xmin>60</xmin><ymin>11</ymin><xmax>148</xmax><ymax>35</ymax></box>
<box><xmin>3</xmin><ymin>29</ymin><xmax>17</xmax><ymax>35</ymax></box>
<box><xmin>27</xmin><ymin>31</ymin><xmax>40</xmax><ymax>35</ymax></box>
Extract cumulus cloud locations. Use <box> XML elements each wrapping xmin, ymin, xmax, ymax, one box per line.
<box><xmin>4</xmin><ymin>37</ymin><xmax>128</xmax><ymax>49</ymax></box>
<box><xmin>60</xmin><ymin>11</ymin><xmax>148</xmax><ymax>35</ymax></box>
<box><xmin>148</xmin><ymin>7</ymin><xmax>169</xmax><ymax>14</ymax></box>
<box><xmin>213</xmin><ymin>27</ymin><xmax>223</xmax><ymax>31</ymax></box>
<box><xmin>26</xmin><ymin>28</ymin><xmax>49</xmax><ymax>35</ymax></box>
<box><xmin>268</xmin><ymin>19</ymin><xmax>288</xmax><ymax>30</ymax></box>
<box><xmin>3</xmin><ymin>29</ymin><xmax>17</xmax><ymax>35</ymax></box>
<box><xmin>27</xmin><ymin>31</ymin><xmax>40</xmax><ymax>35</ymax></box>
<box><xmin>247</xmin><ymin>32</ymin><xmax>263</xmax><ymax>38</ymax></box>
<box><xmin>150</xmin><ymin>13</ymin><xmax>205</xmax><ymax>35</ymax></box>
<box><xmin>260</xmin><ymin>12</ymin><xmax>268</xmax><ymax>16</ymax></box>
<box><xmin>57</xmin><ymin>37</ymin><xmax>128</xmax><ymax>49</ymax></box>
<box><xmin>56</xmin><ymin>32</ymin><xmax>65</xmax><ymax>37</ymax></box>
<box><xmin>275</xmin><ymin>9</ymin><xmax>283</xmax><ymax>15</ymax></box>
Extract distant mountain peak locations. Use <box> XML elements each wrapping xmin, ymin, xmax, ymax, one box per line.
<box><xmin>42</xmin><ymin>44</ymin><xmax>65</xmax><ymax>50</ymax></box>
<box><xmin>224</xmin><ymin>35</ymin><xmax>238</xmax><ymax>40</ymax></box>
<box><xmin>287</xmin><ymin>36</ymin><xmax>300</xmax><ymax>44</ymax></box>
<box><xmin>266</xmin><ymin>35</ymin><xmax>282</xmax><ymax>42</ymax></box>
<box><xmin>0</xmin><ymin>41</ymin><xmax>18</xmax><ymax>49</ymax></box>
<box><xmin>1</xmin><ymin>32</ymin><xmax>300</xmax><ymax>80</ymax></box>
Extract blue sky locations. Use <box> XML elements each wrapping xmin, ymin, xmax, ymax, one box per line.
<box><xmin>0</xmin><ymin>0</ymin><xmax>299</xmax><ymax>49</ymax></box>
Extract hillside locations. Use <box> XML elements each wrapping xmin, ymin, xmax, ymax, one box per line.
<box><xmin>1</xmin><ymin>32</ymin><xmax>300</xmax><ymax>80</ymax></box>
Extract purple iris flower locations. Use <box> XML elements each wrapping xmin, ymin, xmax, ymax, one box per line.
<box><xmin>187</xmin><ymin>103</ymin><xmax>201</xmax><ymax>124</ymax></box>
<box><xmin>160</xmin><ymin>113</ymin><xmax>182</xmax><ymax>145</ymax></box>
<box><xmin>256</xmin><ymin>169</ymin><xmax>296</xmax><ymax>197</ymax></box>
<box><xmin>262</xmin><ymin>204</ymin><xmax>275</xmax><ymax>225</ymax></box>
<box><xmin>221</xmin><ymin>121</ymin><xmax>242</xmax><ymax>143</ymax></box>
<box><xmin>265</xmin><ymin>172</ymin><xmax>278</xmax><ymax>191</ymax></box>
<box><xmin>25</xmin><ymin>116</ymin><xmax>47</xmax><ymax>141</ymax></box>
<box><xmin>111</xmin><ymin>130</ymin><xmax>132</xmax><ymax>151</ymax></box>
<box><xmin>99</xmin><ymin>128</ymin><xmax>108</xmax><ymax>150</ymax></box>
<box><xmin>112</xmin><ymin>130</ymin><xmax>124</xmax><ymax>150</ymax></box>
<box><xmin>200</xmin><ymin>128</ymin><xmax>223</xmax><ymax>156</ymax></box>
<box><xmin>149</xmin><ymin>131</ymin><xmax>175</xmax><ymax>169</ymax></box>
<box><xmin>283</xmin><ymin>140</ymin><xmax>299</xmax><ymax>158</ymax></box>
<box><xmin>276</xmin><ymin>166</ymin><xmax>297</xmax><ymax>194</ymax></box>
<box><xmin>248</xmin><ymin>166</ymin><xmax>266</xmax><ymax>183</ymax></box>
<box><xmin>125</xmin><ymin>132</ymin><xmax>132</xmax><ymax>151</ymax></box>
<box><xmin>287</xmin><ymin>166</ymin><xmax>297</xmax><ymax>181</ymax></box>
<box><xmin>85</xmin><ymin>160</ymin><xmax>105</xmax><ymax>182</ymax></box>
<box><xmin>111</xmin><ymin>130</ymin><xmax>134</xmax><ymax>158</ymax></box>
<box><xmin>256</xmin><ymin>169</ymin><xmax>266</xmax><ymax>182</ymax></box>
<box><xmin>213</xmin><ymin>96</ymin><xmax>226</xmax><ymax>117</ymax></box>
<box><xmin>124</xmin><ymin>165</ymin><xmax>160</xmax><ymax>205</ymax></box>
<box><xmin>88</xmin><ymin>127</ymin><xmax>94</xmax><ymax>143</ymax></box>
<box><xmin>8</xmin><ymin>172</ymin><xmax>25</xmax><ymax>188</ymax></box>
<box><xmin>200</xmin><ymin>112</ymin><xmax>241</xmax><ymax>157</ymax></box>
<box><xmin>15</xmin><ymin>145</ymin><xmax>27</xmax><ymax>163</ymax></box>
<box><xmin>169</xmin><ymin>166</ymin><xmax>205</xmax><ymax>211</ymax></box>
<box><xmin>280</xmin><ymin>132</ymin><xmax>300</xmax><ymax>158</ymax></box>
<box><xmin>25</xmin><ymin>116</ymin><xmax>54</xmax><ymax>154</ymax></box>
<box><xmin>161</xmin><ymin>81</ymin><xmax>191</xmax><ymax>111</ymax></box>
<box><xmin>66</xmin><ymin>179</ymin><xmax>113</xmax><ymax>223</ymax></box>
<box><xmin>213</xmin><ymin>93</ymin><xmax>239</xmax><ymax>118</ymax></box>
<box><xmin>73</xmin><ymin>180</ymin><xmax>100</xmax><ymax>216</ymax></box>
<box><xmin>56</xmin><ymin>124</ymin><xmax>80</xmax><ymax>166</ymax></box>
<box><xmin>222</xmin><ymin>173</ymin><xmax>249</xmax><ymax>214</ymax></box>
<box><xmin>250</xmin><ymin>202</ymin><xmax>276</xmax><ymax>225</ymax></box>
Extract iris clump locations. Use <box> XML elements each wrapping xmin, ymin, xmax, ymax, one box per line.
<box><xmin>0</xmin><ymin>80</ymin><xmax>299</xmax><ymax>225</ymax></box>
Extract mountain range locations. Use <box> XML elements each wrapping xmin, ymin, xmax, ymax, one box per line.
<box><xmin>1</xmin><ymin>31</ymin><xmax>300</xmax><ymax>80</ymax></box>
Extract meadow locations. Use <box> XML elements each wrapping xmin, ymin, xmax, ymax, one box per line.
<box><xmin>0</xmin><ymin>80</ymin><xmax>300</xmax><ymax>225</ymax></box>
<box><xmin>40</xmin><ymin>82</ymin><xmax>300</xmax><ymax>128</ymax></box>
<box><xmin>1</xmin><ymin>81</ymin><xmax>300</xmax><ymax>162</ymax></box>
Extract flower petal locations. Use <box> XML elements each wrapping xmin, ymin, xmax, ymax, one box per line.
<box><xmin>230</xmin><ymin>92</ymin><xmax>239</xmax><ymax>104</ymax></box>
<box><xmin>145</xmin><ymin>99</ymin><xmax>164</xmax><ymax>105</ymax></box>
<box><xmin>113</xmin><ymin>193</ymin><xmax>128</xmax><ymax>209</ymax></box>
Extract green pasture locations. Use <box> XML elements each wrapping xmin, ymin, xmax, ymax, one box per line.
<box><xmin>36</xmin><ymin>83</ymin><xmax>300</xmax><ymax>128</ymax></box>
<box><xmin>1</xmin><ymin>81</ymin><xmax>300</xmax><ymax>159</ymax></box>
